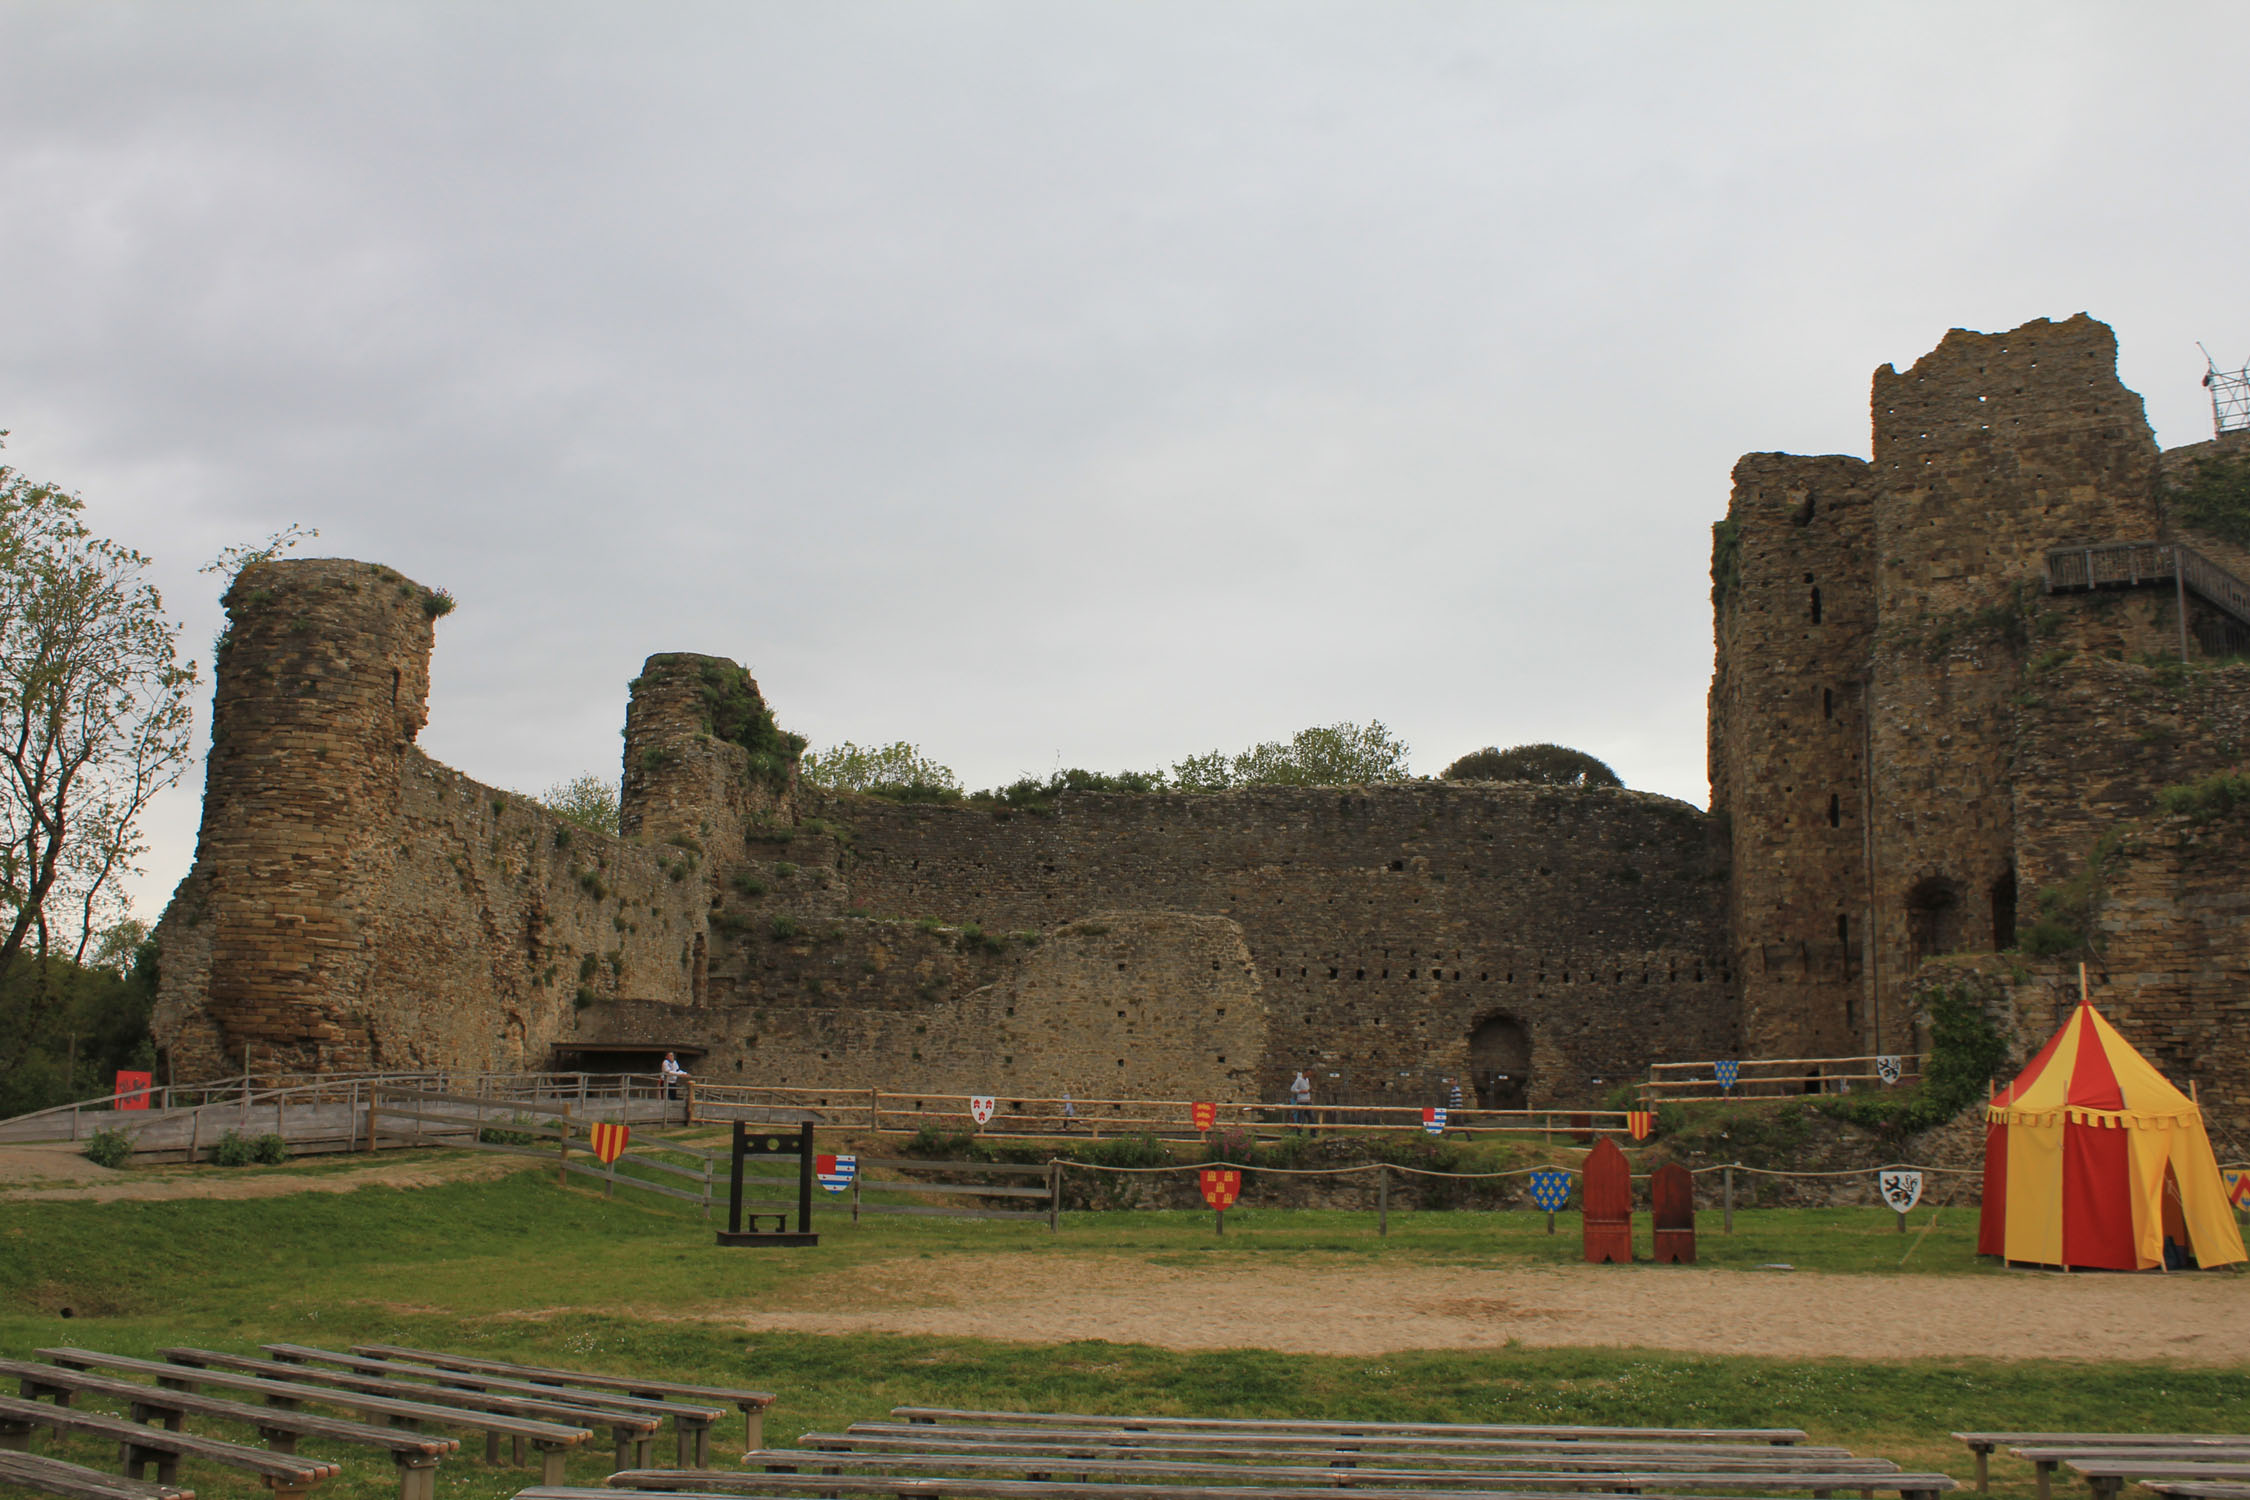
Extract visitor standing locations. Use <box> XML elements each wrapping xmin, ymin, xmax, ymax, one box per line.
<box><xmin>660</xmin><ymin>1051</ymin><xmax>686</xmax><ymax>1102</ymax></box>
<box><xmin>1289</xmin><ymin>1068</ymin><xmax>1314</xmax><ymax>1129</ymax></box>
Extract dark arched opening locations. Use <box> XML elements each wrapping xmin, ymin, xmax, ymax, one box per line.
<box><xmin>1905</xmin><ymin>876</ymin><xmax>1962</xmax><ymax>965</ymax></box>
<box><xmin>1469</xmin><ymin>1015</ymin><xmax>1531</xmax><ymax>1110</ymax></box>
<box><xmin>1991</xmin><ymin>869</ymin><xmax>2018</xmax><ymax>950</ymax></box>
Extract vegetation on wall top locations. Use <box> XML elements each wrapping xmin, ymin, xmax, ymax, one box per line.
<box><xmin>694</xmin><ymin>659</ymin><xmax>807</xmax><ymax>785</ymax></box>
<box><xmin>1443</xmin><ymin>743</ymin><xmax>1621</xmax><ymax>787</ymax></box>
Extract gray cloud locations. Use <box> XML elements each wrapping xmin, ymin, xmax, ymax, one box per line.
<box><xmin>2</xmin><ymin>1</ymin><xmax>2246</xmax><ymax>919</ymax></box>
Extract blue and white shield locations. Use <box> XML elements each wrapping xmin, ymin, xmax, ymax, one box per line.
<box><xmin>1527</xmin><ymin>1168</ymin><xmax>1572</xmax><ymax>1212</ymax></box>
<box><xmin>815</xmin><ymin>1154</ymin><xmax>857</xmax><ymax>1193</ymax></box>
<box><xmin>1422</xmin><ymin>1107</ymin><xmax>1446</xmax><ymax>1135</ymax></box>
<box><xmin>1715</xmin><ymin>1059</ymin><xmax>1740</xmax><ymax>1090</ymax></box>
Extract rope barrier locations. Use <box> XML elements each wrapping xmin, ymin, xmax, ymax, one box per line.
<box><xmin>1049</xmin><ymin>1157</ymin><xmax>1977</xmax><ymax>1182</ymax></box>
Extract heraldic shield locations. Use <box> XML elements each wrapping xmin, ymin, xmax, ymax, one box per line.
<box><xmin>816</xmin><ymin>1154</ymin><xmax>857</xmax><ymax>1193</ymax></box>
<box><xmin>1199</xmin><ymin>1168</ymin><xmax>1242</xmax><ymax>1211</ymax></box>
<box><xmin>1527</xmin><ymin>1168</ymin><xmax>1572</xmax><ymax>1212</ymax></box>
<box><xmin>1626</xmin><ymin>1109</ymin><xmax>1654</xmax><ymax>1140</ymax></box>
<box><xmin>1191</xmin><ymin>1101</ymin><xmax>1217</xmax><ymax>1132</ymax></box>
<box><xmin>968</xmin><ymin>1096</ymin><xmax>996</xmax><ymax>1126</ymax></box>
<box><xmin>1422</xmin><ymin>1107</ymin><xmax>1446</xmax><ymax>1135</ymax></box>
<box><xmin>588</xmin><ymin>1122</ymin><xmax>631</xmax><ymax>1166</ymax></box>
<box><xmin>1879</xmin><ymin>1169</ymin><xmax>1923</xmax><ymax>1214</ymax></box>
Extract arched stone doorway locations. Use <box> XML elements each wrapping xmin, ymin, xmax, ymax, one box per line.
<box><xmin>1469</xmin><ymin>1015</ymin><xmax>1531</xmax><ymax>1110</ymax></box>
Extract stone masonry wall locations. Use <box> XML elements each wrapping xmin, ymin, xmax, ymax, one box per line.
<box><xmin>792</xmin><ymin>782</ymin><xmax>1734</xmax><ymax>1107</ymax></box>
<box><xmin>1710</xmin><ymin>452</ymin><xmax>1877</xmax><ymax>1058</ymax></box>
<box><xmin>1863</xmin><ymin>315</ymin><xmax>2166</xmax><ymax>1050</ymax></box>
<box><xmin>152</xmin><ymin>561</ymin><xmax>706</xmax><ymax>1076</ymax></box>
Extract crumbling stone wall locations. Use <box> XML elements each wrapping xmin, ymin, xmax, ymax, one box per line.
<box><xmin>152</xmin><ymin>561</ymin><xmax>710</xmax><ymax>1077</ymax></box>
<box><xmin>1709</xmin><ymin>453</ymin><xmax>1877</xmax><ymax>1058</ymax></box>
<box><xmin>795</xmin><ymin>782</ymin><xmax>1734</xmax><ymax>1106</ymax></box>
<box><xmin>1714</xmin><ymin>313</ymin><xmax>2250</xmax><ymax>1085</ymax></box>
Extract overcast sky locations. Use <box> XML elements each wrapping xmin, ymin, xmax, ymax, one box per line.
<box><xmin>3</xmin><ymin>2</ymin><xmax>2247</xmax><ymax>924</ymax></box>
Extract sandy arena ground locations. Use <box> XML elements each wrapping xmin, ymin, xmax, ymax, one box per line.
<box><xmin>723</xmin><ymin>1252</ymin><xmax>2250</xmax><ymax>1363</ymax></box>
<box><xmin>0</xmin><ymin>1142</ymin><xmax>519</xmax><ymax>1202</ymax></box>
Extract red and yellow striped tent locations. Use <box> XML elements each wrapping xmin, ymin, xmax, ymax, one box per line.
<box><xmin>1978</xmin><ymin>1001</ymin><xmax>2244</xmax><ymax>1270</ymax></box>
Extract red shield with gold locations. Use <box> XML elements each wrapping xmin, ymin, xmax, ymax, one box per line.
<box><xmin>588</xmin><ymin>1121</ymin><xmax>631</xmax><ymax>1165</ymax></box>
<box><xmin>1199</xmin><ymin>1168</ymin><xmax>1241</xmax><ymax>1211</ymax></box>
<box><xmin>1627</xmin><ymin>1110</ymin><xmax>1654</xmax><ymax>1141</ymax></box>
<box><xmin>1191</xmin><ymin>1101</ymin><xmax>1217</xmax><ymax>1132</ymax></box>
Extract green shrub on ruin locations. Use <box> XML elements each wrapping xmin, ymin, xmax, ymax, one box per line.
<box><xmin>209</xmin><ymin>1130</ymin><xmax>257</xmax><ymax>1167</ymax></box>
<box><xmin>768</xmin><ymin>916</ymin><xmax>800</xmax><ymax>941</ymax></box>
<box><xmin>1812</xmin><ymin>984</ymin><xmax>2004</xmax><ymax>1138</ymax></box>
<box><xmin>2156</xmin><ymin>768</ymin><xmax>2250</xmax><ymax>823</ymax></box>
<box><xmin>2016</xmin><ymin>828</ymin><xmax>2127</xmax><ymax>956</ymax></box>
<box><xmin>1443</xmin><ymin>743</ymin><xmax>1621</xmax><ymax>787</ymax></box>
<box><xmin>81</xmin><ymin>1128</ymin><xmax>132</xmax><ymax>1169</ymax></box>
<box><xmin>694</xmin><ymin>659</ymin><xmax>806</xmax><ymax>787</ymax></box>
<box><xmin>2163</xmin><ymin>451</ymin><xmax>2250</xmax><ymax>548</ymax></box>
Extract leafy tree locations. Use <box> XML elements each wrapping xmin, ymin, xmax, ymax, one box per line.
<box><xmin>0</xmin><ymin>439</ymin><xmax>197</xmax><ymax>996</ymax></box>
<box><xmin>536</xmin><ymin>773</ymin><xmax>621</xmax><ymax>835</ymax></box>
<box><xmin>1444</xmin><ymin>742</ymin><xmax>1622</xmax><ymax>787</ymax></box>
<box><xmin>1173</xmin><ymin>721</ymin><xmax>1411</xmax><ymax>790</ymax></box>
<box><xmin>801</xmin><ymin>740</ymin><xmax>962</xmax><ymax>796</ymax></box>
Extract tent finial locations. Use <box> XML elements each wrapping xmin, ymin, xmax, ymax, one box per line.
<box><xmin>2078</xmin><ymin>962</ymin><xmax>2089</xmax><ymax>1005</ymax></box>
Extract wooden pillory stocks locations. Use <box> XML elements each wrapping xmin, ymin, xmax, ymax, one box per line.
<box><xmin>717</xmin><ymin>1120</ymin><xmax>819</xmax><ymax>1247</ymax></box>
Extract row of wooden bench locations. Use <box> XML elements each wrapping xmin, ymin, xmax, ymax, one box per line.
<box><xmin>0</xmin><ymin>1341</ymin><xmax>775</xmax><ymax>1500</ymax></box>
<box><xmin>510</xmin><ymin>1404</ymin><xmax>1960</xmax><ymax>1500</ymax></box>
<box><xmin>1953</xmin><ymin>1433</ymin><xmax>2250</xmax><ymax>1500</ymax></box>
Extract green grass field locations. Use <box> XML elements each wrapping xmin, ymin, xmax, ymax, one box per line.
<box><xmin>2</xmin><ymin>1154</ymin><xmax>2245</xmax><ymax>1500</ymax></box>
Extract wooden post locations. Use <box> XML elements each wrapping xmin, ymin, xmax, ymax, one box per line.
<box><xmin>1723</xmin><ymin>1164</ymin><xmax>1735</xmax><ymax>1234</ymax></box>
<box><xmin>870</xmin><ymin>1088</ymin><xmax>881</xmax><ymax>1131</ymax></box>
<box><xmin>557</xmin><ymin>1109</ymin><xmax>572</xmax><ymax>1186</ymax></box>
<box><xmin>1047</xmin><ymin>1161</ymin><xmax>1060</xmax><ymax>1232</ymax></box>
<box><xmin>605</xmin><ymin>1153</ymin><xmax>616</xmax><ymax>1200</ymax></box>
<box><xmin>1376</xmin><ymin>1164</ymin><xmax>1388</xmax><ymax>1237</ymax></box>
<box><xmin>363</xmin><ymin>1091</ymin><xmax>377</xmax><ymax>1155</ymax></box>
<box><xmin>188</xmin><ymin>1108</ymin><xmax>201</xmax><ymax>1164</ymax></box>
<box><xmin>2176</xmin><ymin>559</ymin><xmax>2191</xmax><ymax>663</ymax></box>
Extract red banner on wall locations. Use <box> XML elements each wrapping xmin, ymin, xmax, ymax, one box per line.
<box><xmin>114</xmin><ymin>1071</ymin><xmax>153</xmax><ymax>1110</ymax></box>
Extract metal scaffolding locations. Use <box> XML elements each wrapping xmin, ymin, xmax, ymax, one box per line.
<box><xmin>2202</xmin><ymin>344</ymin><xmax>2250</xmax><ymax>434</ymax></box>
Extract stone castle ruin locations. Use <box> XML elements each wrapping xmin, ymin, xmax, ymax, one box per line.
<box><xmin>151</xmin><ymin>314</ymin><xmax>2250</xmax><ymax>1114</ymax></box>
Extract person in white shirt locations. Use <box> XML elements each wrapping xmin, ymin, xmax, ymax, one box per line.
<box><xmin>660</xmin><ymin>1051</ymin><xmax>686</xmax><ymax>1100</ymax></box>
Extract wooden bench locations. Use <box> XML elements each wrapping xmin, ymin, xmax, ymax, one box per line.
<box><xmin>594</xmin><ymin>1471</ymin><xmax>1957</xmax><ymax>1500</ymax></box>
<box><xmin>36</xmin><ymin>1348</ymin><xmax>590</xmax><ymax>1483</ymax></box>
<box><xmin>157</xmin><ymin>1348</ymin><xmax>654</xmax><ymax>1472</ymax></box>
<box><xmin>0</xmin><ymin>1450</ymin><xmax>192</xmax><ymax>1500</ymax></box>
<box><xmin>795</xmin><ymin>1437</ymin><xmax>1897</xmax><ymax>1478</ymax></box>
<box><xmin>2140</xmin><ymin>1484</ymin><xmax>2250</xmax><ymax>1500</ymax></box>
<box><xmin>261</xmin><ymin>1344</ymin><xmax>725</xmax><ymax>1469</ymax></box>
<box><xmin>828</xmin><ymin>1439</ymin><xmax>1863</xmax><ymax>1475</ymax></box>
<box><xmin>351</xmin><ymin>1342</ymin><xmax>776</xmax><ymax>1456</ymax></box>
<box><xmin>2066</xmin><ymin>1460</ymin><xmax>2250</xmax><ymax>1500</ymax></box>
<box><xmin>723</xmin><ymin>1448</ymin><xmax>1921</xmax><ymax>1495</ymax></box>
<box><xmin>0</xmin><ymin>1357</ymin><xmax>457</xmax><ymax>1500</ymax></box>
<box><xmin>0</xmin><ymin>1392</ymin><xmax>336</xmax><ymax>1500</ymax></box>
<box><xmin>1953</xmin><ymin>1436</ymin><xmax>2250</xmax><ymax>1495</ymax></box>
<box><xmin>2012</xmin><ymin>1451</ymin><xmax>2250</xmax><ymax>1500</ymax></box>
<box><xmin>891</xmin><ymin>1413</ymin><xmax>1809</xmax><ymax>1446</ymax></box>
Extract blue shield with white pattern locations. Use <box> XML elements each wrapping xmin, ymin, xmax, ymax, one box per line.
<box><xmin>1528</xmin><ymin>1168</ymin><xmax>1572</xmax><ymax>1212</ymax></box>
<box><xmin>1715</xmin><ymin>1059</ymin><xmax>1740</xmax><ymax>1090</ymax></box>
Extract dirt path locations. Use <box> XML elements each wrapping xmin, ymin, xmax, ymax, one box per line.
<box><xmin>723</xmin><ymin>1253</ymin><xmax>2250</xmax><ymax>1363</ymax></box>
<box><xmin>0</xmin><ymin>1143</ymin><xmax>520</xmax><ymax>1203</ymax></box>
